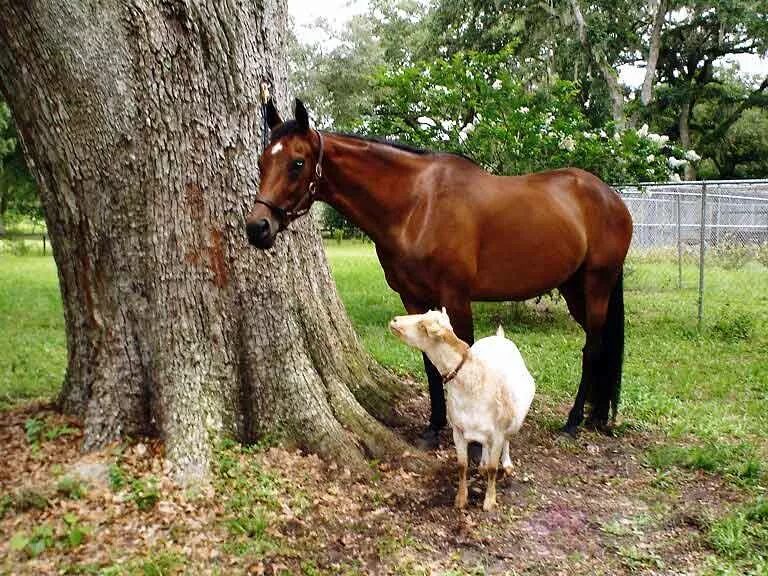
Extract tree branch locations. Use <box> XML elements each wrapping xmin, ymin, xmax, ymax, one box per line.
<box><xmin>640</xmin><ymin>0</ymin><xmax>667</xmax><ymax>106</ymax></box>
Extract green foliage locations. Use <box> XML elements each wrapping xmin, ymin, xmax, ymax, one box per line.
<box><xmin>708</xmin><ymin>497</ymin><xmax>768</xmax><ymax>569</ymax></box>
<box><xmin>109</xmin><ymin>462</ymin><xmax>129</xmax><ymax>492</ymax></box>
<box><xmin>646</xmin><ymin>442</ymin><xmax>763</xmax><ymax>486</ymax></box>
<box><xmin>129</xmin><ymin>477</ymin><xmax>160</xmax><ymax>511</ymax></box>
<box><xmin>361</xmin><ymin>50</ymin><xmax>690</xmax><ymax>183</ymax></box>
<box><xmin>214</xmin><ymin>440</ymin><xmax>281</xmax><ymax>558</ymax></box>
<box><xmin>710</xmin><ymin>309</ymin><xmax>755</xmax><ymax>343</ymax></box>
<box><xmin>714</xmin><ymin>241</ymin><xmax>754</xmax><ymax>271</ymax></box>
<box><xmin>56</xmin><ymin>477</ymin><xmax>87</xmax><ymax>500</ymax></box>
<box><xmin>9</xmin><ymin>514</ymin><xmax>89</xmax><ymax>559</ymax></box>
<box><xmin>0</xmin><ymin>101</ymin><xmax>39</xmax><ymax>227</ymax></box>
<box><xmin>24</xmin><ymin>416</ymin><xmax>78</xmax><ymax>447</ymax></box>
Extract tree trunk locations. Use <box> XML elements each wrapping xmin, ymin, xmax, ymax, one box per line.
<box><xmin>0</xmin><ymin>0</ymin><xmax>406</xmax><ymax>482</ymax></box>
<box><xmin>640</xmin><ymin>0</ymin><xmax>666</xmax><ymax>106</ymax></box>
<box><xmin>679</xmin><ymin>93</ymin><xmax>696</xmax><ymax>180</ymax></box>
<box><xmin>566</xmin><ymin>0</ymin><xmax>626</xmax><ymax>130</ymax></box>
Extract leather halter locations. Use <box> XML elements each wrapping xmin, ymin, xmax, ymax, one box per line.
<box><xmin>252</xmin><ymin>129</ymin><xmax>324</xmax><ymax>231</ymax></box>
<box><xmin>442</xmin><ymin>348</ymin><xmax>470</xmax><ymax>384</ymax></box>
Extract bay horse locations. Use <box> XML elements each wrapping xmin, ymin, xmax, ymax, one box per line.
<box><xmin>246</xmin><ymin>99</ymin><xmax>632</xmax><ymax>446</ymax></box>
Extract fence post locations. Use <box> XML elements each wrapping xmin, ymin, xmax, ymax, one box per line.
<box><xmin>698</xmin><ymin>183</ymin><xmax>707</xmax><ymax>330</ymax></box>
<box><xmin>42</xmin><ymin>234</ymin><xmax>46</xmax><ymax>256</ymax></box>
<box><xmin>676</xmin><ymin>192</ymin><xmax>682</xmax><ymax>289</ymax></box>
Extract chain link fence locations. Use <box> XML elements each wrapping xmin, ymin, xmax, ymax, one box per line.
<box><xmin>618</xmin><ymin>180</ymin><xmax>768</xmax><ymax>328</ymax></box>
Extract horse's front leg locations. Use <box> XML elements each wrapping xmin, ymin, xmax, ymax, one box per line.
<box><xmin>399</xmin><ymin>295</ymin><xmax>446</xmax><ymax>449</ymax></box>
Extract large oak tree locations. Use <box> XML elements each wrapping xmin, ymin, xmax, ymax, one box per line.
<box><xmin>0</xmin><ymin>0</ymin><xmax>406</xmax><ymax>481</ymax></box>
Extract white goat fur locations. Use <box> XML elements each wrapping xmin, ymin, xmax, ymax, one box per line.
<box><xmin>389</xmin><ymin>309</ymin><xmax>535</xmax><ymax>510</ymax></box>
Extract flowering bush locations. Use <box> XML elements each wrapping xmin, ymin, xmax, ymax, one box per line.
<box><xmin>360</xmin><ymin>51</ymin><xmax>696</xmax><ymax>184</ymax></box>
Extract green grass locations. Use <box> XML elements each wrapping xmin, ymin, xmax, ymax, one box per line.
<box><xmin>327</xmin><ymin>242</ymin><xmax>768</xmax><ymax>445</ymax></box>
<box><xmin>0</xmin><ymin>256</ymin><xmax>66</xmax><ymax>408</ymax></box>
<box><xmin>1</xmin><ymin>242</ymin><xmax>768</xmax><ymax>572</ymax></box>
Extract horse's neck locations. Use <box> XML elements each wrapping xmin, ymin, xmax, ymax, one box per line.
<box><xmin>319</xmin><ymin>135</ymin><xmax>423</xmax><ymax>246</ymax></box>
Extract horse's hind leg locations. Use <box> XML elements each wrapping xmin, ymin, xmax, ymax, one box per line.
<box><xmin>560</xmin><ymin>270</ymin><xmax>615</xmax><ymax>436</ymax></box>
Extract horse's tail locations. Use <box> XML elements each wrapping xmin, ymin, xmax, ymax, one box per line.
<box><xmin>591</xmin><ymin>268</ymin><xmax>625</xmax><ymax>421</ymax></box>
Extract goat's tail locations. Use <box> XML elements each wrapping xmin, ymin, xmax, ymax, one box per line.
<box><xmin>496</xmin><ymin>325</ymin><xmax>505</xmax><ymax>338</ymax></box>
<box><xmin>590</xmin><ymin>269</ymin><xmax>625</xmax><ymax>422</ymax></box>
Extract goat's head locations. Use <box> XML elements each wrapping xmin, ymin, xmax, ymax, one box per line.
<box><xmin>389</xmin><ymin>308</ymin><xmax>453</xmax><ymax>351</ymax></box>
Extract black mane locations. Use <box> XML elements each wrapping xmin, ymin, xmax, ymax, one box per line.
<box><xmin>269</xmin><ymin>121</ymin><xmax>476</xmax><ymax>165</ymax></box>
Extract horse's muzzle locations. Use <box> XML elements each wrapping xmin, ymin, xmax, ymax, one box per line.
<box><xmin>246</xmin><ymin>218</ymin><xmax>275</xmax><ymax>249</ymax></box>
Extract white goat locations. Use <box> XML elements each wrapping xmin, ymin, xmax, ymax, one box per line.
<box><xmin>389</xmin><ymin>309</ymin><xmax>535</xmax><ymax>510</ymax></box>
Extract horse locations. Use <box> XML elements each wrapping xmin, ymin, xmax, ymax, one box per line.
<box><xmin>246</xmin><ymin>98</ymin><xmax>632</xmax><ymax>447</ymax></box>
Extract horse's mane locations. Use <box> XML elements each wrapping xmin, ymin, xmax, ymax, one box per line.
<box><xmin>269</xmin><ymin>121</ymin><xmax>477</xmax><ymax>165</ymax></box>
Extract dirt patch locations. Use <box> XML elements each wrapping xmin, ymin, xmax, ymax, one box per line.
<box><xmin>0</xmin><ymin>398</ymin><xmax>751</xmax><ymax>575</ymax></box>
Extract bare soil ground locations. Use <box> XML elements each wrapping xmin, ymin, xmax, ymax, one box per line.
<box><xmin>0</xmin><ymin>396</ymin><xmax>749</xmax><ymax>575</ymax></box>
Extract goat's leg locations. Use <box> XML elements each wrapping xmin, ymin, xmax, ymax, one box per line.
<box><xmin>453</xmin><ymin>428</ymin><xmax>469</xmax><ymax>509</ymax></box>
<box><xmin>478</xmin><ymin>443</ymin><xmax>489</xmax><ymax>474</ymax></box>
<box><xmin>483</xmin><ymin>436</ymin><xmax>504</xmax><ymax>511</ymax></box>
<box><xmin>501</xmin><ymin>440</ymin><xmax>513</xmax><ymax>476</ymax></box>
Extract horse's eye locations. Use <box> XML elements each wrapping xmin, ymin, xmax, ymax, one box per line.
<box><xmin>291</xmin><ymin>159</ymin><xmax>305</xmax><ymax>171</ymax></box>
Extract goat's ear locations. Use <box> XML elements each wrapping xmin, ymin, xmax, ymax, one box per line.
<box><xmin>424</xmin><ymin>318</ymin><xmax>443</xmax><ymax>337</ymax></box>
<box><xmin>295</xmin><ymin>98</ymin><xmax>310</xmax><ymax>132</ymax></box>
<box><xmin>266</xmin><ymin>99</ymin><xmax>283</xmax><ymax>130</ymax></box>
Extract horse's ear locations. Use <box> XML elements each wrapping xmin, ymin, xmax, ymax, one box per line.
<box><xmin>266</xmin><ymin>99</ymin><xmax>282</xmax><ymax>130</ymax></box>
<box><xmin>295</xmin><ymin>98</ymin><xmax>310</xmax><ymax>132</ymax></box>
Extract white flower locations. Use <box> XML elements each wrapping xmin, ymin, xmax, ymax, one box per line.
<box><xmin>584</xmin><ymin>99</ymin><xmax>591</xmax><ymax>109</ymax></box>
<box><xmin>599</xmin><ymin>129</ymin><xmax>608</xmax><ymax>139</ymax></box>
<box><xmin>492</xmin><ymin>79</ymin><xmax>503</xmax><ymax>90</ymax></box>
<box><xmin>518</xmin><ymin>106</ymin><xmax>530</xmax><ymax>114</ymax></box>
<box><xmin>668</xmin><ymin>157</ymin><xmax>688</xmax><ymax>169</ymax></box>
<box><xmin>670</xmin><ymin>173</ymin><xmax>681</xmax><ymax>182</ymax></box>
<box><xmin>560</xmin><ymin>136</ymin><xmax>576</xmax><ymax>152</ymax></box>
<box><xmin>583</xmin><ymin>131</ymin><xmax>596</xmax><ymax>140</ymax></box>
<box><xmin>685</xmin><ymin>149</ymin><xmax>701</xmax><ymax>162</ymax></box>
<box><xmin>646</xmin><ymin>154</ymin><xmax>655</xmax><ymax>163</ymax></box>
<box><xmin>417</xmin><ymin>116</ymin><xmax>436</xmax><ymax>127</ymax></box>
<box><xmin>544</xmin><ymin>113</ymin><xmax>555</xmax><ymax>126</ymax></box>
<box><xmin>647</xmin><ymin>133</ymin><xmax>669</xmax><ymax>146</ymax></box>
<box><xmin>638</xmin><ymin>123</ymin><xmax>649</xmax><ymax>137</ymax></box>
<box><xmin>440</xmin><ymin>119</ymin><xmax>456</xmax><ymax>132</ymax></box>
<box><xmin>614</xmin><ymin>132</ymin><xmax>621</xmax><ymax>142</ymax></box>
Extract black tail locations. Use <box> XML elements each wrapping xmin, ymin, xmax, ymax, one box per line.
<box><xmin>590</xmin><ymin>269</ymin><xmax>625</xmax><ymax>422</ymax></box>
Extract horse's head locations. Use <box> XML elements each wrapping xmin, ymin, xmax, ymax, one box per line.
<box><xmin>245</xmin><ymin>98</ymin><xmax>323</xmax><ymax>249</ymax></box>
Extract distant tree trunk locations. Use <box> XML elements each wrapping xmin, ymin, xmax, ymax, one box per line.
<box><xmin>679</xmin><ymin>93</ymin><xmax>697</xmax><ymax>180</ymax></box>
<box><xmin>0</xmin><ymin>0</ymin><xmax>406</xmax><ymax>482</ymax></box>
<box><xmin>567</xmin><ymin>0</ymin><xmax>626</xmax><ymax>130</ymax></box>
<box><xmin>640</xmin><ymin>0</ymin><xmax>666</xmax><ymax>106</ymax></box>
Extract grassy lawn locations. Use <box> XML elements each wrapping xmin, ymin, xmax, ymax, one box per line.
<box><xmin>327</xmin><ymin>241</ymin><xmax>768</xmax><ymax>446</ymax></box>
<box><xmin>0</xmin><ymin>255</ymin><xmax>65</xmax><ymax>409</ymax></box>
<box><xmin>1</xmin><ymin>241</ymin><xmax>767</xmax><ymax>574</ymax></box>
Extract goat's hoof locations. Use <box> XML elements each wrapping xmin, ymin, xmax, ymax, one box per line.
<box><xmin>415</xmin><ymin>427</ymin><xmax>440</xmax><ymax>450</ymax></box>
<box><xmin>482</xmin><ymin>499</ymin><xmax>496</xmax><ymax>512</ymax></box>
<box><xmin>454</xmin><ymin>495</ymin><xmax>468</xmax><ymax>509</ymax></box>
<box><xmin>503</xmin><ymin>466</ymin><xmax>514</xmax><ymax>476</ymax></box>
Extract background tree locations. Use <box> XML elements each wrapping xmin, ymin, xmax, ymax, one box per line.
<box><xmin>0</xmin><ymin>101</ymin><xmax>38</xmax><ymax>234</ymax></box>
<box><xmin>0</xmin><ymin>0</ymin><xmax>406</xmax><ymax>482</ymax></box>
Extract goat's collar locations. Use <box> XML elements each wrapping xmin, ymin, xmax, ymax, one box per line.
<box><xmin>441</xmin><ymin>347</ymin><xmax>471</xmax><ymax>384</ymax></box>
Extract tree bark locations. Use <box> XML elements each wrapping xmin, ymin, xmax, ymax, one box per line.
<box><xmin>566</xmin><ymin>0</ymin><xmax>626</xmax><ymax>130</ymax></box>
<box><xmin>679</xmin><ymin>90</ymin><xmax>696</xmax><ymax>180</ymax></box>
<box><xmin>640</xmin><ymin>0</ymin><xmax>666</xmax><ymax>106</ymax></box>
<box><xmin>0</xmin><ymin>0</ymin><xmax>407</xmax><ymax>482</ymax></box>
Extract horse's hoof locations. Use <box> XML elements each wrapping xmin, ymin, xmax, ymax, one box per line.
<box><xmin>415</xmin><ymin>427</ymin><xmax>440</xmax><ymax>451</ymax></box>
<box><xmin>560</xmin><ymin>424</ymin><xmax>579</xmax><ymax>439</ymax></box>
<box><xmin>585</xmin><ymin>418</ymin><xmax>614</xmax><ymax>436</ymax></box>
